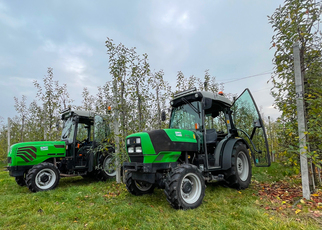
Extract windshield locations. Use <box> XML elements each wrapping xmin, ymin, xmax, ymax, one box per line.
<box><xmin>61</xmin><ymin>117</ymin><xmax>75</xmax><ymax>144</ymax></box>
<box><xmin>170</xmin><ymin>101</ymin><xmax>201</xmax><ymax>130</ymax></box>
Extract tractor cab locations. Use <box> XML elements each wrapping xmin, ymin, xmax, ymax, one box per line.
<box><xmin>60</xmin><ymin>109</ymin><xmax>112</xmax><ymax>173</ymax></box>
<box><xmin>169</xmin><ymin>87</ymin><xmax>270</xmax><ymax>170</ymax></box>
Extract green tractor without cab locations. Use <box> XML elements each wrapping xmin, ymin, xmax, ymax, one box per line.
<box><xmin>7</xmin><ymin>109</ymin><xmax>116</xmax><ymax>192</ymax></box>
<box><xmin>123</xmin><ymin>88</ymin><xmax>270</xmax><ymax>209</ymax></box>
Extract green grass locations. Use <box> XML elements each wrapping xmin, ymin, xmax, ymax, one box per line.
<box><xmin>0</xmin><ymin>163</ymin><xmax>320</xmax><ymax>230</ymax></box>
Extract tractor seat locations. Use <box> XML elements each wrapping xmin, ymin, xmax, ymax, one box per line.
<box><xmin>205</xmin><ymin>129</ymin><xmax>218</xmax><ymax>144</ymax></box>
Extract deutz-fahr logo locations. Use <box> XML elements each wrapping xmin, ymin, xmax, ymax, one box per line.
<box><xmin>17</xmin><ymin>146</ymin><xmax>37</xmax><ymax>163</ymax></box>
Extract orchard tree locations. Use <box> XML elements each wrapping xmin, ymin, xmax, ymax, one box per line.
<box><xmin>148</xmin><ymin>70</ymin><xmax>172</xmax><ymax>129</ymax></box>
<box><xmin>81</xmin><ymin>87</ymin><xmax>95</xmax><ymax>111</ymax></box>
<box><xmin>14</xmin><ymin>95</ymin><xmax>28</xmax><ymax>142</ymax></box>
<box><xmin>269</xmin><ymin>0</ymin><xmax>322</xmax><ymax>167</ymax></box>
<box><xmin>34</xmin><ymin>67</ymin><xmax>70</xmax><ymax>140</ymax></box>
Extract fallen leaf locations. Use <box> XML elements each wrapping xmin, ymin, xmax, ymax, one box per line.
<box><xmin>295</xmin><ymin>209</ymin><xmax>301</xmax><ymax>214</ymax></box>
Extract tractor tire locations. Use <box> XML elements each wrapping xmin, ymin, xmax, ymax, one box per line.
<box><xmin>164</xmin><ymin>164</ymin><xmax>205</xmax><ymax>210</ymax></box>
<box><xmin>15</xmin><ymin>176</ymin><xmax>26</xmax><ymax>186</ymax></box>
<box><xmin>95</xmin><ymin>154</ymin><xmax>116</xmax><ymax>181</ymax></box>
<box><xmin>226</xmin><ymin>142</ymin><xmax>252</xmax><ymax>189</ymax></box>
<box><xmin>26</xmin><ymin>162</ymin><xmax>60</xmax><ymax>192</ymax></box>
<box><xmin>125</xmin><ymin>172</ymin><xmax>155</xmax><ymax>196</ymax></box>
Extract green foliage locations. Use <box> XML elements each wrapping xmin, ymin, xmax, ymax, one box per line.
<box><xmin>268</xmin><ymin>0</ymin><xmax>322</xmax><ymax>166</ymax></box>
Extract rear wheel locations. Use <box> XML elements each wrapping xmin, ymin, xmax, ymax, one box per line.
<box><xmin>15</xmin><ymin>175</ymin><xmax>26</xmax><ymax>186</ymax></box>
<box><xmin>226</xmin><ymin>142</ymin><xmax>252</xmax><ymax>189</ymax></box>
<box><xmin>102</xmin><ymin>155</ymin><xmax>116</xmax><ymax>178</ymax></box>
<box><xmin>125</xmin><ymin>172</ymin><xmax>155</xmax><ymax>195</ymax></box>
<box><xmin>26</xmin><ymin>162</ymin><xmax>60</xmax><ymax>192</ymax></box>
<box><xmin>95</xmin><ymin>154</ymin><xmax>116</xmax><ymax>181</ymax></box>
<box><xmin>165</xmin><ymin>164</ymin><xmax>205</xmax><ymax>209</ymax></box>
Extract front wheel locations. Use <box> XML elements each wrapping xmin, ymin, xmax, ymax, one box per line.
<box><xmin>15</xmin><ymin>175</ymin><xmax>26</xmax><ymax>186</ymax></box>
<box><xmin>125</xmin><ymin>172</ymin><xmax>155</xmax><ymax>196</ymax></box>
<box><xmin>165</xmin><ymin>164</ymin><xmax>205</xmax><ymax>210</ymax></box>
<box><xmin>226</xmin><ymin>142</ymin><xmax>252</xmax><ymax>189</ymax></box>
<box><xmin>26</xmin><ymin>162</ymin><xmax>60</xmax><ymax>192</ymax></box>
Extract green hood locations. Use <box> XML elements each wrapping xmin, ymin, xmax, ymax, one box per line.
<box><xmin>126</xmin><ymin>129</ymin><xmax>198</xmax><ymax>164</ymax></box>
<box><xmin>8</xmin><ymin>141</ymin><xmax>66</xmax><ymax>166</ymax></box>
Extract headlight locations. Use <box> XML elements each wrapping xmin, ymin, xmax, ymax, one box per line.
<box><xmin>135</xmin><ymin>147</ymin><xmax>142</xmax><ymax>153</ymax></box>
<box><xmin>128</xmin><ymin>147</ymin><xmax>134</xmax><ymax>153</ymax></box>
<box><xmin>127</xmin><ymin>139</ymin><xmax>130</xmax><ymax>145</ymax></box>
<box><xmin>136</xmin><ymin>138</ymin><xmax>141</xmax><ymax>144</ymax></box>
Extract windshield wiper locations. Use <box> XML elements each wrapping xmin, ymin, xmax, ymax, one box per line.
<box><xmin>181</xmin><ymin>97</ymin><xmax>200</xmax><ymax>116</ymax></box>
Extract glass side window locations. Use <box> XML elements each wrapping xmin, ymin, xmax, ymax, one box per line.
<box><xmin>170</xmin><ymin>101</ymin><xmax>201</xmax><ymax>130</ymax></box>
<box><xmin>76</xmin><ymin>124</ymin><xmax>91</xmax><ymax>143</ymax></box>
<box><xmin>205</xmin><ymin>111</ymin><xmax>227</xmax><ymax>133</ymax></box>
<box><xmin>94</xmin><ymin>115</ymin><xmax>110</xmax><ymax>143</ymax></box>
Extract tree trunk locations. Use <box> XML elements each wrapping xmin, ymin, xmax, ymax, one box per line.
<box><xmin>136</xmin><ymin>81</ymin><xmax>142</xmax><ymax>131</ymax></box>
<box><xmin>156</xmin><ymin>84</ymin><xmax>161</xmax><ymax>129</ymax></box>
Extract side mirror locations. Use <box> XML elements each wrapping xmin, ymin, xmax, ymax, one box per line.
<box><xmin>161</xmin><ymin>110</ymin><xmax>166</xmax><ymax>121</ymax></box>
<box><xmin>253</xmin><ymin>119</ymin><xmax>261</xmax><ymax>128</ymax></box>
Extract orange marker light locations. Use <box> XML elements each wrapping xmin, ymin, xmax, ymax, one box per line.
<box><xmin>218</xmin><ymin>91</ymin><xmax>224</xmax><ymax>95</ymax></box>
<box><xmin>195</xmin><ymin>123</ymin><xmax>199</xmax><ymax>130</ymax></box>
<box><xmin>108</xmin><ymin>106</ymin><xmax>111</xmax><ymax>111</ymax></box>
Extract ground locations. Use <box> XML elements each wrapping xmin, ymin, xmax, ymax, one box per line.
<box><xmin>0</xmin><ymin>162</ymin><xmax>321</xmax><ymax>229</ymax></box>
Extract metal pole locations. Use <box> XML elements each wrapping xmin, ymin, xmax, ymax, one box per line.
<box><xmin>7</xmin><ymin>118</ymin><xmax>10</xmax><ymax>153</ymax></box>
<box><xmin>268</xmin><ymin>116</ymin><xmax>274</xmax><ymax>162</ymax></box>
<box><xmin>113</xmin><ymin>79</ymin><xmax>121</xmax><ymax>183</ymax></box>
<box><xmin>293</xmin><ymin>42</ymin><xmax>310</xmax><ymax>200</ymax></box>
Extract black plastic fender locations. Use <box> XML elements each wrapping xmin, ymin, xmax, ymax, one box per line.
<box><xmin>221</xmin><ymin>138</ymin><xmax>249</xmax><ymax>170</ymax></box>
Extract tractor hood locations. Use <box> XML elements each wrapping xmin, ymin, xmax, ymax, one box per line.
<box><xmin>7</xmin><ymin>141</ymin><xmax>66</xmax><ymax>166</ymax></box>
<box><xmin>126</xmin><ymin>129</ymin><xmax>198</xmax><ymax>164</ymax></box>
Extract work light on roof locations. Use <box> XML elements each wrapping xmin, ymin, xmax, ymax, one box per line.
<box><xmin>174</xmin><ymin>87</ymin><xmax>197</xmax><ymax>98</ymax></box>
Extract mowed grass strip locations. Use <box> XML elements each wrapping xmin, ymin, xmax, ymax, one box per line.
<box><xmin>0</xmin><ymin>163</ymin><xmax>320</xmax><ymax>230</ymax></box>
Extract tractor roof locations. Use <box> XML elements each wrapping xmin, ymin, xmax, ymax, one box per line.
<box><xmin>72</xmin><ymin>110</ymin><xmax>95</xmax><ymax>118</ymax></box>
<box><xmin>173</xmin><ymin>88</ymin><xmax>232</xmax><ymax>107</ymax></box>
<box><xmin>61</xmin><ymin>109</ymin><xmax>95</xmax><ymax>121</ymax></box>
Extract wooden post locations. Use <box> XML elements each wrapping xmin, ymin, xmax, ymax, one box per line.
<box><xmin>293</xmin><ymin>42</ymin><xmax>310</xmax><ymax>200</ymax></box>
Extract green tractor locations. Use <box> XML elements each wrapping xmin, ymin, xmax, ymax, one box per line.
<box><xmin>7</xmin><ymin>109</ymin><xmax>116</xmax><ymax>192</ymax></box>
<box><xmin>123</xmin><ymin>88</ymin><xmax>270</xmax><ymax>209</ymax></box>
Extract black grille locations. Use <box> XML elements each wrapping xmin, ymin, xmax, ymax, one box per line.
<box><xmin>129</xmin><ymin>155</ymin><xmax>144</xmax><ymax>163</ymax></box>
<box><xmin>7</xmin><ymin>157</ymin><xmax>12</xmax><ymax>164</ymax></box>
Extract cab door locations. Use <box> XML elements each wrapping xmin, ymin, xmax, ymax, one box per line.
<box><xmin>232</xmin><ymin>89</ymin><xmax>270</xmax><ymax>167</ymax></box>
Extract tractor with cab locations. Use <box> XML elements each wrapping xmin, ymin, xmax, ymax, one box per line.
<box><xmin>7</xmin><ymin>109</ymin><xmax>116</xmax><ymax>192</ymax></box>
<box><xmin>123</xmin><ymin>88</ymin><xmax>270</xmax><ymax>209</ymax></box>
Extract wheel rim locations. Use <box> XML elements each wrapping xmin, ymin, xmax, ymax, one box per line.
<box><xmin>103</xmin><ymin>156</ymin><xmax>116</xmax><ymax>177</ymax></box>
<box><xmin>135</xmin><ymin>181</ymin><xmax>153</xmax><ymax>191</ymax></box>
<box><xmin>237</xmin><ymin>151</ymin><xmax>249</xmax><ymax>181</ymax></box>
<box><xmin>180</xmin><ymin>173</ymin><xmax>202</xmax><ymax>204</ymax></box>
<box><xmin>35</xmin><ymin>168</ymin><xmax>56</xmax><ymax>189</ymax></box>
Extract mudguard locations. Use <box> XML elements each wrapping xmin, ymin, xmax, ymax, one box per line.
<box><xmin>221</xmin><ymin>138</ymin><xmax>249</xmax><ymax>170</ymax></box>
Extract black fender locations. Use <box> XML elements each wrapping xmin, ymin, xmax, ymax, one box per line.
<box><xmin>221</xmin><ymin>138</ymin><xmax>249</xmax><ymax>170</ymax></box>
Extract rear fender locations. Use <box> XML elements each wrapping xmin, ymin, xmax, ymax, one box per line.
<box><xmin>221</xmin><ymin>138</ymin><xmax>249</xmax><ymax>170</ymax></box>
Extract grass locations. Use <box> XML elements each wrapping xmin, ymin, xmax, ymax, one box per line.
<box><xmin>0</xmin><ymin>162</ymin><xmax>321</xmax><ymax>230</ymax></box>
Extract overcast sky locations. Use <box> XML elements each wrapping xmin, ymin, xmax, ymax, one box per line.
<box><xmin>0</xmin><ymin>0</ymin><xmax>284</xmax><ymax>122</ymax></box>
